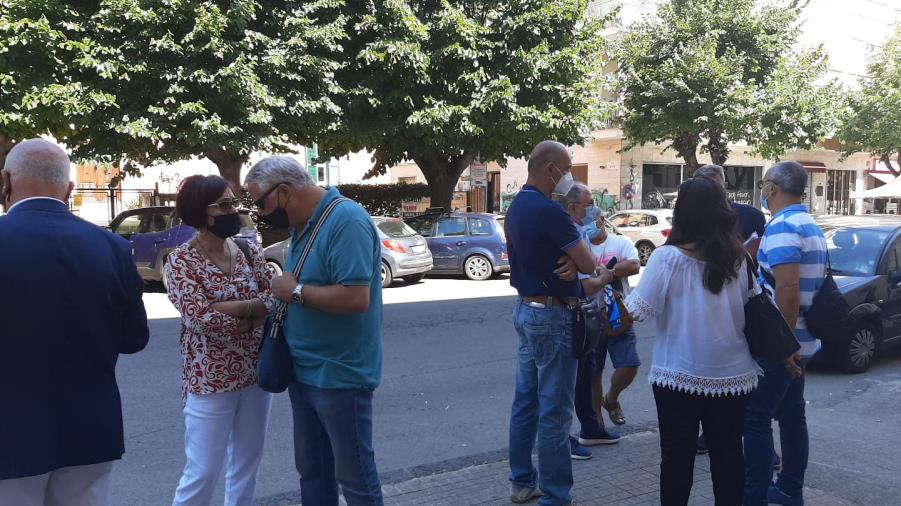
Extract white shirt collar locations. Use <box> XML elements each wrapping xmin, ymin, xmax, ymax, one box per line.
<box><xmin>5</xmin><ymin>196</ymin><xmax>66</xmax><ymax>213</ymax></box>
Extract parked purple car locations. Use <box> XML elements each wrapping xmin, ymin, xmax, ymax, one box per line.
<box><xmin>108</xmin><ymin>206</ymin><xmax>259</xmax><ymax>288</ymax></box>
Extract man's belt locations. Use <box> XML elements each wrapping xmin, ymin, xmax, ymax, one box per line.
<box><xmin>521</xmin><ymin>296</ymin><xmax>580</xmax><ymax>308</ymax></box>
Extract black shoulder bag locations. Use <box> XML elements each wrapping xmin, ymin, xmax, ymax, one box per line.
<box><xmin>743</xmin><ymin>254</ymin><xmax>801</xmax><ymax>362</ymax></box>
<box><xmin>759</xmin><ymin>251</ymin><xmax>850</xmax><ymax>342</ymax></box>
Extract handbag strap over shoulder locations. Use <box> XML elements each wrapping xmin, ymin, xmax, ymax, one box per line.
<box><xmin>270</xmin><ymin>197</ymin><xmax>349</xmax><ymax>330</ymax></box>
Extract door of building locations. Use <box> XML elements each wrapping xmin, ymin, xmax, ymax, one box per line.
<box><xmin>827</xmin><ymin>169</ymin><xmax>854</xmax><ymax>215</ymax></box>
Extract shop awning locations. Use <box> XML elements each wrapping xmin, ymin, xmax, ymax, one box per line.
<box><xmin>851</xmin><ymin>175</ymin><xmax>901</xmax><ymax>198</ymax></box>
<box><xmin>868</xmin><ymin>171</ymin><xmax>897</xmax><ymax>184</ymax></box>
<box><xmin>798</xmin><ymin>161</ymin><xmax>827</xmax><ymax>173</ymax></box>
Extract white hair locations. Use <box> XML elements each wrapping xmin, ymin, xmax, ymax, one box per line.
<box><xmin>4</xmin><ymin>139</ymin><xmax>71</xmax><ymax>186</ymax></box>
<box><xmin>557</xmin><ymin>182</ymin><xmax>591</xmax><ymax>207</ymax></box>
<box><xmin>244</xmin><ymin>155</ymin><xmax>312</xmax><ymax>189</ymax></box>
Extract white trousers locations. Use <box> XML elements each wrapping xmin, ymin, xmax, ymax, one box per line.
<box><xmin>172</xmin><ymin>385</ymin><xmax>272</xmax><ymax>506</ymax></box>
<box><xmin>0</xmin><ymin>461</ymin><xmax>113</xmax><ymax>506</ymax></box>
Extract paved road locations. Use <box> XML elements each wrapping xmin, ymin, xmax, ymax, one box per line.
<box><xmin>110</xmin><ymin>275</ymin><xmax>901</xmax><ymax>505</ymax></box>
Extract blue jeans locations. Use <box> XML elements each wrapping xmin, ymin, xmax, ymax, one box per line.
<box><xmin>509</xmin><ymin>301</ymin><xmax>578</xmax><ymax>506</ymax></box>
<box><xmin>288</xmin><ymin>381</ymin><xmax>383</xmax><ymax>506</ymax></box>
<box><xmin>744</xmin><ymin>355</ymin><xmax>810</xmax><ymax>504</ymax></box>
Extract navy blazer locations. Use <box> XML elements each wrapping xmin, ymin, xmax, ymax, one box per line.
<box><xmin>0</xmin><ymin>198</ymin><xmax>149</xmax><ymax>479</ymax></box>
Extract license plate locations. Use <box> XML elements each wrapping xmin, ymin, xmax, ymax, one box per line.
<box><xmin>411</xmin><ymin>245</ymin><xmax>426</xmax><ymax>253</ymax></box>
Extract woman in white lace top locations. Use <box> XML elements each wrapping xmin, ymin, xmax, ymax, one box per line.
<box><xmin>625</xmin><ymin>177</ymin><xmax>757</xmax><ymax>505</ymax></box>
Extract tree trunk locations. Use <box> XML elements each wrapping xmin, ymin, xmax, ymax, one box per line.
<box><xmin>672</xmin><ymin>133</ymin><xmax>701</xmax><ymax>171</ymax></box>
<box><xmin>0</xmin><ymin>136</ymin><xmax>14</xmax><ymax>172</ymax></box>
<box><xmin>880</xmin><ymin>153</ymin><xmax>899</xmax><ymax>177</ymax></box>
<box><xmin>414</xmin><ymin>153</ymin><xmax>474</xmax><ymax>211</ymax></box>
<box><xmin>707</xmin><ymin>129</ymin><xmax>729</xmax><ymax>166</ymax></box>
<box><xmin>205</xmin><ymin>147</ymin><xmax>248</xmax><ymax>192</ymax></box>
<box><xmin>0</xmin><ymin>136</ymin><xmax>14</xmax><ymax>197</ymax></box>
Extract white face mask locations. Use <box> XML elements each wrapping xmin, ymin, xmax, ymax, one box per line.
<box><xmin>551</xmin><ymin>165</ymin><xmax>574</xmax><ymax>197</ymax></box>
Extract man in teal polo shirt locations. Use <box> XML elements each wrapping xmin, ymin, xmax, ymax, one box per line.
<box><xmin>245</xmin><ymin>156</ymin><xmax>383</xmax><ymax>506</ymax></box>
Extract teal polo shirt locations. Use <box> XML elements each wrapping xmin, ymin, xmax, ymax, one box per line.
<box><xmin>285</xmin><ymin>188</ymin><xmax>383</xmax><ymax>390</ymax></box>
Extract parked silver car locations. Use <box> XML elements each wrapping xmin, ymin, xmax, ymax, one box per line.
<box><xmin>263</xmin><ymin>216</ymin><xmax>433</xmax><ymax>288</ymax></box>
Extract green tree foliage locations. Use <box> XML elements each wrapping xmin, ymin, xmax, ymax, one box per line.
<box><xmin>837</xmin><ymin>24</ymin><xmax>901</xmax><ymax>175</ymax></box>
<box><xmin>616</xmin><ymin>0</ymin><xmax>839</xmax><ymax>170</ymax></box>
<box><xmin>317</xmin><ymin>0</ymin><xmax>611</xmax><ymax>210</ymax></box>
<box><xmin>0</xmin><ymin>1</ymin><xmax>114</xmax><ymax>170</ymax></box>
<box><xmin>66</xmin><ymin>0</ymin><xmax>344</xmax><ymax>189</ymax></box>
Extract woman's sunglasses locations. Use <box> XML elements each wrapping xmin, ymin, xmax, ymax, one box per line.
<box><xmin>207</xmin><ymin>198</ymin><xmax>242</xmax><ymax>212</ymax></box>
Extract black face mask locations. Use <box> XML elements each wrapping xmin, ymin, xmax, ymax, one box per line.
<box><xmin>258</xmin><ymin>205</ymin><xmax>290</xmax><ymax>229</ymax></box>
<box><xmin>208</xmin><ymin>212</ymin><xmax>242</xmax><ymax>239</ymax></box>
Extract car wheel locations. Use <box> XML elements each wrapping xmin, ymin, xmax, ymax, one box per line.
<box><xmin>403</xmin><ymin>273</ymin><xmax>425</xmax><ymax>283</ymax></box>
<box><xmin>636</xmin><ymin>242</ymin><xmax>655</xmax><ymax>266</ymax></box>
<box><xmin>381</xmin><ymin>261</ymin><xmax>394</xmax><ymax>288</ymax></box>
<box><xmin>267</xmin><ymin>260</ymin><xmax>283</xmax><ymax>277</ymax></box>
<box><xmin>464</xmin><ymin>255</ymin><xmax>493</xmax><ymax>281</ymax></box>
<box><xmin>840</xmin><ymin>322</ymin><xmax>878</xmax><ymax>373</ymax></box>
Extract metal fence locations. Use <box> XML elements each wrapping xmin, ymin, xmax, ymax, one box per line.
<box><xmin>70</xmin><ymin>187</ymin><xmax>163</xmax><ymax>226</ymax></box>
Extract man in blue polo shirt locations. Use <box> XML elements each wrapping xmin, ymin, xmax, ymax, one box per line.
<box><xmin>505</xmin><ymin>141</ymin><xmax>605</xmax><ymax>506</ymax></box>
<box><xmin>744</xmin><ymin>161</ymin><xmax>826</xmax><ymax>506</ymax></box>
<box><xmin>245</xmin><ymin>156</ymin><xmax>383</xmax><ymax>506</ymax></box>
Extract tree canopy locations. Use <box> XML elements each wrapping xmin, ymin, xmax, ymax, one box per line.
<box><xmin>0</xmin><ymin>1</ymin><xmax>113</xmax><ymax>170</ymax></box>
<box><xmin>837</xmin><ymin>23</ymin><xmax>901</xmax><ymax>175</ymax></box>
<box><xmin>66</xmin><ymin>0</ymin><xmax>344</xmax><ymax>189</ymax></box>
<box><xmin>317</xmin><ymin>0</ymin><xmax>611</xmax><ymax>210</ymax></box>
<box><xmin>616</xmin><ymin>0</ymin><xmax>839</xmax><ymax>170</ymax></box>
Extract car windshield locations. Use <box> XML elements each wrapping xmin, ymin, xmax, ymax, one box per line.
<box><xmin>825</xmin><ymin>228</ymin><xmax>889</xmax><ymax>276</ymax></box>
<box><xmin>378</xmin><ymin>220</ymin><xmax>417</xmax><ymax>238</ymax></box>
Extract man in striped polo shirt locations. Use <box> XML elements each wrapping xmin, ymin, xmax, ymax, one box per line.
<box><xmin>744</xmin><ymin>161</ymin><xmax>827</xmax><ymax>506</ymax></box>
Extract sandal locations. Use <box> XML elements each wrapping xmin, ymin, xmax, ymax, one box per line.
<box><xmin>603</xmin><ymin>396</ymin><xmax>626</xmax><ymax>426</ymax></box>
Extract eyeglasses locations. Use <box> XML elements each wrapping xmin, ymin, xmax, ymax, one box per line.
<box><xmin>207</xmin><ymin>198</ymin><xmax>242</xmax><ymax>212</ymax></box>
<box><xmin>756</xmin><ymin>179</ymin><xmax>775</xmax><ymax>190</ymax></box>
<box><xmin>252</xmin><ymin>182</ymin><xmax>289</xmax><ymax>211</ymax></box>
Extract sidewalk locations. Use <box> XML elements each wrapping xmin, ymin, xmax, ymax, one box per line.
<box><xmin>376</xmin><ymin>431</ymin><xmax>854</xmax><ymax>506</ymax></box>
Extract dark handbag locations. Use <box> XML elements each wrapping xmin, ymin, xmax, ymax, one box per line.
<box><xmin>743</xmin><ymin>254</ymin><xmax>801</xmax><ymax>362</ymax></box>
<box><xmin>568</xmin><ymin>297</ymin><xmax>605</xmax><ymax>359</ymax></box>
<box><xmin>257</xmin><ymin>197</ymin><xmax>348</xmax><ymax>393</ymax></box>
<box><xmin>759</xmin><ymin>252</ymin><xmax>849</xmax><ymax>341</ymax></box>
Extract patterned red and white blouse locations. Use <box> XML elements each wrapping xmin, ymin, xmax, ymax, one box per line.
<box><xmin>165</xmin><ymin>240</ymin><xmax>276</xmax><ymax>404</ymax></box>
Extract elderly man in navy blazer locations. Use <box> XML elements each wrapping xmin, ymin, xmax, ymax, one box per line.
<box><xmin>0</xmin><ymin>139</ymin><xmax>149</xmax><ymax>505</ymax></box>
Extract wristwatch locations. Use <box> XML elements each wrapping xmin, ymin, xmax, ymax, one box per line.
<box><xmin>291</xmin><ymin>283</ymin><xmax>305</xmax><ymax>305</ymax></box>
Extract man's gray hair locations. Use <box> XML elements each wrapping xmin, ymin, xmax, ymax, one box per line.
<box><xmin>557</xmin><ymin>182</ymin><xmax>591</xmax><ymax>207</ymax></box>
<box><xmin>4</xmin><ymin>139</ymin><xmax>71</xmax><ymax>186</ymax></box>
<box><xmin>245</xmin><ymin>155</ymin><xmax>313</xmax><ymax>189</ymax></box>
<box><xmin>693</xmin><ymin>164</ymin><xmax>725</xmax><ymax>181</ymax></box>
<box><xmin>767</xmin><ymin>161</ymin><xmax>807</xmax><ymax>197</ymax></box>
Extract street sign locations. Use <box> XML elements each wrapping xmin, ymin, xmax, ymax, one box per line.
<box><xmin>470</xmin><ymin>162</ymin><xmax>487</xmax><ymax>187</ymax></box>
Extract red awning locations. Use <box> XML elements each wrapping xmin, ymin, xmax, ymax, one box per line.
<box><xmin>798</xmin><ymin>161</ymin><xmax>826</xmax><ymax>173</ymax></box>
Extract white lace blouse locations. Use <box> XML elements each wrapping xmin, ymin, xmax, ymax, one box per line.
<box><xmin>625</xmin><ymin>246</ymin><xmax>760</xmax><ymax>396</ymax></box>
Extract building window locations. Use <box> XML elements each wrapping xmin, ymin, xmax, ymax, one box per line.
<box><xmin>827</xmin><ymin>169</ymin><xmax>854</xmax><ymax>215</ymax></box>
<box><xmin>722</xmin><ymin>165</ymin><xmax>760</xmax><ymax>206</ymax></box>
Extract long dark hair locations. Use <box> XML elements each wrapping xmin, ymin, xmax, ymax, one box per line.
<box><xmin>665</xmin><ymin>177</ymin><xmax>744</xmax><ymax>294</ymax></box>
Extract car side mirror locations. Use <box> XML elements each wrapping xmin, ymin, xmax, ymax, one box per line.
<box><xmin>890</xmin><ymin>271</ymin><xmax>901</xmax><ymax>284</ymax></box>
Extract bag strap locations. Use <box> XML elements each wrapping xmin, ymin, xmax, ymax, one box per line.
<box><xmin>269</xmin><ymin>197</ymin><xmax>349</xmax><ymax>332</ymax></box>
<box><xmin>744</xmin><ymin>253</ymin><xmax>756</xmax><ymax>291</ymax></box>
<box><xmin>234</xmin><ymin>238</ymin><xmax>253</xmax><ymax>264</ymax></box>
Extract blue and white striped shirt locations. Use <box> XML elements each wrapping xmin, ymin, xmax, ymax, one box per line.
<box><xmin>757</xmin><ymin>204</ymin><xmax>827</xmax><ymax>358</ymax></box>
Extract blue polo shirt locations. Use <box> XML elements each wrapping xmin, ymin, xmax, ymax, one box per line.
<box><xmin>505</xmin><ymin>185</ymin><xmax>582</xmax><ymax>298</ymax></box>
<box><xmin>285</xmin><ymin>188</ymin><xmax>383</xmax><ymax>390</ymax></box>
<box><xmin>731</xmin><ymin>202</ymin><xmax>766</xmax><ymax>242</ymax></box>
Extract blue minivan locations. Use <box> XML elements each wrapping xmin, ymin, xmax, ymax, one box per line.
<box><xmin>109</xmin><ymin>206</ymin><xmax>259</xmax><ymax>288</ymax></box>
<box><xmin>404</xmin><ymin>212</ymin><xmax>509</xmax><ymax>280</ymax></box>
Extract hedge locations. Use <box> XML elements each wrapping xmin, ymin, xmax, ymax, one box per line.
<box><xmin>243</xmin><ymin>183</ymin><xmax>430</xmax><ymax>245</ymax></box>
<box><xmin>335</xmin><ymin>183</ymin><xmax>430</xmax><ymax>217</ymax></box>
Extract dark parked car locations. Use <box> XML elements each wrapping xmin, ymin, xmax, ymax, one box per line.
<box><xmin>404</xmin><ymin>212</ymin><xmax>509</xmax><ymax>281</ymax></box>
<box><xmin>109</xmin><ymin>206</ymin><xmax>258</xmax><ymax>287</ymax></box>
<box><xmin>813</xmin><ymin>215</ymin><xmax>901</xmax><ymax>372</ymax></box>
<box><xmin>263</xmin><ymin>216</ymin><xmax>433</xmax><ymax>289</ymax></box>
